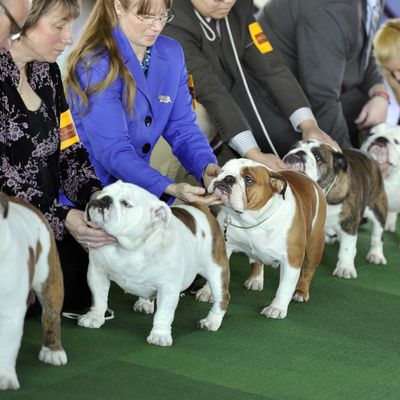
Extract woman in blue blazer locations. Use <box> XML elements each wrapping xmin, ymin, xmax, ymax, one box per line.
<box><xmin>65</xmin><ymin>0</ymin><xmax>218</xmax><ymax>204</ymax></box>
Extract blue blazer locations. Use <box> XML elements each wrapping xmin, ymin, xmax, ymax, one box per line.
<box><xmin>69</xmin><ymin>26</ymin><xmax>216</xmax><ymax>200</ymax></box>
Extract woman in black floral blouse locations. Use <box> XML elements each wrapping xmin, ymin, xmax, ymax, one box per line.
<box><xmin>0</xmin><ymin>0</ymin><xmax>115</xmax><ymax>312</ymax></box>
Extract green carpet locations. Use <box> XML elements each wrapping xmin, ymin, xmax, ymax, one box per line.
<box><xmin>3</xmin><ymin>221</ymin><xmax>400</xmax><ymax>400</ymax></box>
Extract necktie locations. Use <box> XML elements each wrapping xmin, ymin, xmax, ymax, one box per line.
<box><xmin>363</xmin><ymin>0</ymin><xmax>380</xmax><ymax>68</ymax></box>
<box><xmin>209</xmin><ymin>19</ymin><xmax>220</xmax><ymax>41</ymax></box>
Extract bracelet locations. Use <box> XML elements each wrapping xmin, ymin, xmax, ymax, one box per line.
<box><xmin>373</xmin><ymin>91</ymin><xmax>391</xmax><ymax>104</ymax></box>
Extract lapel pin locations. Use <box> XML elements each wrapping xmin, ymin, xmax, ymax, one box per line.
<box><xmin>157</xmin><ymin>95</ymin><xmax>172</xmax><ymax>104</ymax></box>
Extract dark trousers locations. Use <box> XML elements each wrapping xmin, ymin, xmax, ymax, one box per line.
<box><xmin>27</xmin><ymin>233</ymin><xmax>92</xmax><ymax>317</ymax></box>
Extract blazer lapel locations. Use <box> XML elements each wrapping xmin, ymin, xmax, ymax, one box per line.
<box><xmin>113</xmin><ymin>27</ymin><xmax>152</xmax><ymax>106</ymax></box>
<box><xmin>146</xmin><ymin>39</ymin><xmax>169</xmax><ymax>105</ymax></box>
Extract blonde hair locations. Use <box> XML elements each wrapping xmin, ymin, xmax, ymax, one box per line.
<box><xmin>65</xmin><ymin>0</ymin><xmax>171</xmax><ymax>114</ymax></box>
<box><xmin>373</xmin><ymin>18</ymin><xmax>400</xmax><ymax>65</ymax></box>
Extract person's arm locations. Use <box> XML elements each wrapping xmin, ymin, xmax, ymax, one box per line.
<box><xmin>292</xmin><ymin>3</ymin><xmax>359</xmax><ymax>147</ymax></box>
<box><xmin>162</xmin><ymin>43</ymin><xmax>217</xmax><ymax>184</ymax></box>
<box><xmin>163</xmin><ymin>23</ymin><xmax>252</xmax><ymax>143</ymax></box>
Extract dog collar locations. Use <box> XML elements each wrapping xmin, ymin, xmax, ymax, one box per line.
<box><xmin>223</xmin><ymin>214</ymin><xmax>272</xmax><ymax>242</ymax></box>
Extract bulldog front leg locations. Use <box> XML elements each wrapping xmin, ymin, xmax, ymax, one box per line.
<box><xmin>147</xmin><ymin>288</ymin><xmax>180</xmax><ymax>347</ymax></box>
<box><xmin>261</xmin><ymin>263</ymin><xmax>300</xmax><ymax>319</ymax></box>
<box><xmin>385</xmin><ymin>212</ymin><xmax>397</xmax><ymax>232</ymax></box>
<box><xmin>78</xmin><ymin>262</ymin><xmax>110</xmax><ymax>329</ymax></box>
<box><xmin>333</xmin><ymin>232</ymin><xmax>358</xmax><ymax>279</ymax></box>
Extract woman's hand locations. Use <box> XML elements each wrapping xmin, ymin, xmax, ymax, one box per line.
<box><xmin>165</xmin><ymin>183</ymin><xmax>222</xmax><ymax>205</ymax></box>
<box><xmin>65</xmin><ymin>209</ymin><xmax>116</xmax><ymax>249</ymax></box>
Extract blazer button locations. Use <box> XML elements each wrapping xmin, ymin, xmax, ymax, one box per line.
<box><xmin>145</xmin><ymin>116</ymin><xmax>152</xmax><ymax>127</ymax></box>
<box><xmin>142</xmin><ymin>143</ymin><xmax>151</xmax><ymax>153</ymax></box>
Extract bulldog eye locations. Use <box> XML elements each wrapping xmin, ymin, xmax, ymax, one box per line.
<box><xmin>120</xmin><ymin>200</ymin><xmax>132</xmax><ymax>208</ymax></box>
<box><xmin>394</xmin><ymin>139</ymin><xmax>399</xmax><ymax>145</ymax></box>
<box><xmin>244</xmin><ymin>175</ymin><xmax>254</xmax><ymax>185</ymax></box>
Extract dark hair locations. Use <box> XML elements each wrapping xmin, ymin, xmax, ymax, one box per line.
<box><xmin>22</xmin><ymin>0</ymin><xmax>80</xmax><ymax>34</ymax></box>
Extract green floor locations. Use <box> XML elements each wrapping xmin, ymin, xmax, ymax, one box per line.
<box><xmin>3</xmin><ymin>221</ymin><xmax>400</xmax><ymax>400</ymax></box>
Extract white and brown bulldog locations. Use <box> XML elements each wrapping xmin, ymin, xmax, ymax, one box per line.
<box><xmin>205</xmin><ymin>159</ymin><xmax>326</xmax><ymax>320</ymax></box>
<box><xmin>80</xmin><ymin>180</ymin><xmax>230</xmax><ymax>346</ymax></box>
<box><xmin>0</xmin><ymin>193</ymin><xmax>67</xmax><ymax>391</ymax></box>
<box><xmin>284</xmin><ymin>140</ymin><xmax>388</xmax><ymax>279</ymax></box>
<box><xmin>361</xmin><ymin>123</ymin><xmax>400</xmax><ymax>233</ymax></box>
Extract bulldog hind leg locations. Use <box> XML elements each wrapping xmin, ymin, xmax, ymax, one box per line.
<box><xmin>0</xmin><ymin>303</ymin><xmax>26</xmax><ymax>390</ymax></box>
<box><xmin>198</xmin><ymin>260</ymin><xmax>230</xmax><ymax>332</ymax></box>
<box><xmin>364</xmin><ymin>205</ymin><xmax>387</xmax><ymax>265</ymax></box>
<box><xmin>244</xmin><ymin>261</ymin><xmax>264</xmax><ymax>291</ymax></box>
<box><xmin>78</xmin><ymin>262</ymin><xmax>110</xmax><ymax>329</ymax></box>
<box><xmin>133</xmin><ymin>297</ymin><xmax>155</xmax><ymax>314</ymax></box>
<box><xmin>34</xmin><ymin>250</ymin><xmax>67</xmax><ymax>366</ymax></box>
<box><xmin>385</xmin><ymin>211</ymin><xmax>398</xmax><ymax>232</ymax></box>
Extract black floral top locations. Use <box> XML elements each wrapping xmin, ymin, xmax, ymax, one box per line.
<box><xmin>0</xmin><ymin>51</ymin><xmax>102</xmax><ymax>240</ymax></box>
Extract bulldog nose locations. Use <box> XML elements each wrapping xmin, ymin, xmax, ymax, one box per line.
<box><xmin>374</xmin><ymin>136</ymin><xmax>389</xmax><ymax>146</ymax></box>
<box><xmin>223</xmin><ymin>175</ymin><xmax>236</xmax><ymax>185</ymax></box>
<box><xmin>91</xmin><ymin>195</ymin><xmax>113</xmax><ymax>210</ymax></box>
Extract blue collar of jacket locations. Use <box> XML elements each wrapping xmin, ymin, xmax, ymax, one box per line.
<box><xmin>112</xmin><ymin>25</ymin><xmax>168</xmax><ymax>65</ymax></box>
<box><xmin>112</xmin><ymin>26</ymin><xmax>169</xmax><ymax>106</ymax></box>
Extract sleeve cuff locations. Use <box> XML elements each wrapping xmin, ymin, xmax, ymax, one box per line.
<box><xmin>228</xmin><ymin>130</ymin><xmax>260</xmax><ymax>157</ymax></box>
<box><xmin>289</xmin><ymin>108</ymin><xmax>316</xmax><ymax>132</ymax></box>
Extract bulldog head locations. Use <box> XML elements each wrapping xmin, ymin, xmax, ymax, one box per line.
<box><xmin>208</xmin><ymin>159</ymin><xmax>287</xmax><ymax>213</ymax></box>
<box><xmin>283</xmin><ymin>140</ymin><xmax>348</xmax><ymax>191</ymax></box>
<box><xmin>361</xmin><ymin>123</ymin><xmax>400</xmax><ymax>179</ymax></box>
<box><xmin>86</xmin><ymin>181</ymin><xmax>171</xmax><ymax>250</ymax></box>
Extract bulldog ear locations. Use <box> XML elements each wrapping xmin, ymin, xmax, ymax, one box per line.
<box><xmin>151</xmin><ymin>202</ymin><xmax>171</xmax><ymax>226</ymax></box>
<box><xmin>0</xmin><ymin>193</ymin><xmax>9</xmax><ymax>219</ymax></box>
<box><xmin>269</xmin><ymin>173</ymin><xmax>287</xmax><ymax>200</ymax></box>
<box><xmin>333</xmin><ymin>152</ymin><xmax>348</xmax><ymax>173</ymax></box>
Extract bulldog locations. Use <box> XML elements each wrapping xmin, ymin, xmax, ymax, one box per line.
<box><xmin>205</xmin><ymin>158</ymin><xmax>326</xmax><ymax>320</ymax></box>
<box><xmin>79</xmin><ymin>181</ymin><xmax>230</xmax><ymax>346</ymax></box>
<box><xmin>0</xmin><ymin>193</ymin><xmax>67</xmax><ymax>391</ymax></box>
<box><xmin>284</xmin><ymin>140</ymin><xmax>388</xmax><ymax>279</ymax></box>
<box><xmin>361</xmin><ymin>123</ymin><xmax>400</xmax><ymax>233</ymax></box>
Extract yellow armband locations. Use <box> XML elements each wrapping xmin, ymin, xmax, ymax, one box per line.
<box><xmin>248</xmin><ymin>22</ymin><xmax>273</xmax><ymax>54</ymax></box>
<box><xmin>60</xmin><ymin>109</ymin><xmax>80</xmax><ymax>150</ymax></box>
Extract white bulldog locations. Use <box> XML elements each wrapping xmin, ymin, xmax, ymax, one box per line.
<box><xmin>361</xmin><ymin>123</ymin><xmax>400</xmax><ymax>233</ymax></box>
<box><xmin>284</xmin><ymin>140</ymin><xmax>388</xmax><ymax>279</ymax></box>
<box><xmin>205</xmin><ymin>159</ymin><xmax>326</xmax><ymax>320</ymax></box>
<box><xmin>0</xmin><ymin>193</ymin><xmax>67</xmax><ymax>391</ymax></box>
<box><xmin>80</xmin><ymin>181</ymin><xmax>230</xmax><ymax>346</ymax></box>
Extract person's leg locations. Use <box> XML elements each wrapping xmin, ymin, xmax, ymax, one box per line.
<box><xmin>56</xmin><ymin>233</ymin><xmax>92</xmax><ymax>312</ymax></box>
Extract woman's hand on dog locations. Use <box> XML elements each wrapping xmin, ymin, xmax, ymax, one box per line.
<box><xmin>65</xmin><ymin>209</ymin><xmax>116</xmax><ymax>249</ymax></box>
<box><xmin>165</xmin><ymin>183</ymin><xmax>222</xmax><ymax>205</ymax></box>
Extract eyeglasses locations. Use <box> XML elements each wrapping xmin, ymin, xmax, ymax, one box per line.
<box><xmin>131</xmin><ymin>9</ymin><xmax>174</xmax><ymax>25</ymax></box>
<box><xmin>0</xmin><ymin>1</ymin><xmax>22</xmax><ymax>42</ymax></box>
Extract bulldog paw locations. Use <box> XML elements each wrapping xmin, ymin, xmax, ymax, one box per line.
<box><xmin>78</xmin><ymin>312</ymin><xmax>105</xmax><ymax>328</ymax></box>
<box><xmin>292</xmin><ymin>291</ymin><xmax>309</xmax><ymax>302</ymax></box>
<box><xmin>38</xmin><ymin>346</ymin><xmax>68</xmax><ymax>366</ymax></box>
<box><xmin>0</xmin><ymin>369</ymin><xmax>19</xmax><ymax>390</ymax></box>
<box><xmin>147</xmin><ymin>331</ymin><xmax>173</xmax><ymax>347</ymax></box>
<box><xmin>366</xmin><ymin>251</ymin><xmax>387</xmax><ymax>265</ymax></box>
<box><xmin>332</xmin><ymin>266</ymin><xmax>357</xmax><ymax>279</ymax></box>
<box><xmin>260</xmin><ymin>305</ymin><xmax>287</xmax><ymax>319</ymax></box>
<box><xmin>197</xmin><ymin>315</ymin><xmax>222</xmax><ymax>332</ymax></box>
<box><xmin>244</xmin><ymin>277</ymin><xmax>263</xmax><ymax>291</ymax></box>
<box><xmin>133</xmin><ymin>298</ymin><xmax>154</xmax><ymax>314</ymax></box>
<box><xmin>195</xmin><ymin>287</ymin><xmax>213</xmax><ymax>303</ymax></box>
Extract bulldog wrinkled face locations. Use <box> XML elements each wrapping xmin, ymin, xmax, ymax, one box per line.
<box><xmin>284</xmin><ymin>140</ymin><xmax>347</xmax><ymax>189</ymax></box>
<box><xmin>86</xmin><ymin>180</ymin><xmax>170</xmax><ymax>240</ymax></box>
<box><xmin>208</xmin><ymin>159</ymin><xmax>286</xmax><ymax>213</ymax></box>
<box><xmin>362</xmin><ymin>123</ymin><xmax>400</xmax><ymax>179</ymax></box>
